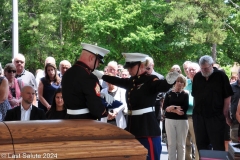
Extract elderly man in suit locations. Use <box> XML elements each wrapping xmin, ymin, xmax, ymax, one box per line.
<box><xmin>4</xmin><ymin>85</ymin><xmax>46</xmax><ymax>121</ymax></box>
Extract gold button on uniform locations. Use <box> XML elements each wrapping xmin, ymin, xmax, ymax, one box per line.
<box><xmin>128</xmin><ymin>110</ymin><xmax>132</xmax><ymax>115</ymax></box>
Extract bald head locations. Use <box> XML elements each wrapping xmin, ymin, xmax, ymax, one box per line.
<box><xmin>21</xmin><ymin>85</ymin><xmax>34</xmax><ymax>93</ymax></box>
<box><xmin>21</xmin><ymin>85</ymin><xmax>35</xmax><ymax>105</ymax></box>
<box><xmin>79</xmin><ymin>50</ymin><xmax>100</xmax><ymax>70</ymax></box>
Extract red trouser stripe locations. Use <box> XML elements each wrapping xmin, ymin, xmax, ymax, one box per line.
<box><xmin>147</xmin><ymin>137</ymin><xmax>154</xmax><ymax>160</ymax></box>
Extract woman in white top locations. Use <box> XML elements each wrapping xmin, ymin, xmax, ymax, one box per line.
<box><xmin>101</xmin><ymin>73</ymin><xmax>127</xmax><ymax>129</ymax></box>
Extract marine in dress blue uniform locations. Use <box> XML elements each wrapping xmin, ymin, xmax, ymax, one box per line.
<box><xmin>61</xmin><ymin>43</ymin><xmax>111</xmax><ymax>119</ymax></box>
<box><xmin>99</xmin><ymin>53</ymin><xmax>178</xmax><ymax>160</ymax></box>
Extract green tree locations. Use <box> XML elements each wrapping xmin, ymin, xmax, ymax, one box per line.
<box><xmin>0</xmin><ymin>0</ymin><xmax>13</xmax><ymax>65</ymax></box>
<box><xmin>1</xmin><ymin>0</ymin><xmax>240</xmax><ymax>77</ymax></box>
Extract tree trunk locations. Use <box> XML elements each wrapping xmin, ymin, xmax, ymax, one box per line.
<box><xmin>212</xmin><ymin>43</ymin><xmax>217</xmax><ymax>62</ymax></box>
<box><xmin>60</xmin><ymin>18</ymin><xmax>63</xmax><ymax>44</ymax></box>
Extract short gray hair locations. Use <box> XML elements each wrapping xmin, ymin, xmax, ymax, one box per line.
<box><xmin>199</xmin><ymin>55</ymin><xmax>214</xmax><ymax>66</ymax></box>
<box><xmin>189</xmin><ymin>62</ymin><xmax>200</xmax><ymax>71</ymax></box>
<box><xmin>14</xmin><ymin>53</ymin><xmax>26</xmax><ymax>62</ymax></box>
<box><xmin>59</xmin><ymin>60</ymin><xmax>71</xmax><ymax>68</ymax></box>
<box><xmin>107</xmin><ymin>61</ymin><xmax>118</xmax><ymax>69</ymax></box>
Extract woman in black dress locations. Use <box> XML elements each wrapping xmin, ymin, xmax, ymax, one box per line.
<box><xmin>46</xmin><ymin>88</ymin><xmax>66</xmax><ymax>119</ymax></box>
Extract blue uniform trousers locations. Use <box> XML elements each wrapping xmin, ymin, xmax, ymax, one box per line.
<box><xmin>137</xmin><ymin>136</ymin><xmax>162</xmax><ymax>160</ymax></box>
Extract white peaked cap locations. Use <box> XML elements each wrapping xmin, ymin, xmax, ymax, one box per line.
<box><xmin>122</xmin><ymin>53</ymin><xmax>149</xmax><ymax>62</ymax></box>
<box><xmin>81</xmin><ymin>43</ymin><xmax>110</xmax><ymax>63</ymax></box>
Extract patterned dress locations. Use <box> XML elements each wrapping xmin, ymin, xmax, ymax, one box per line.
<box><xmin>0</xmin><ymin>77</ymin><xmax>11</xmax><ymax>121</ymax></box>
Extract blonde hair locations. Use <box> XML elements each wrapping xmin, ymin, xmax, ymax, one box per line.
<box><xmin>146</xmin><ymin>57</ymin><xmax>154</xmax><ymax>65</ymax></box>
<box><xmin>143</xmin><ymin>59</ymin><xmax>150</xmax><ymax>67</ymax></box>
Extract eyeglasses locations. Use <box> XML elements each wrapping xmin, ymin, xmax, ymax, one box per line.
<box><xmin>7</xmin><ymin>70</ymin><xmax>16</xmax><ymax>73</ymax></box>
<box><xmin>15</xmin><ymin>60</ymin><xmax>24</xmax><ymax>64</ymax></box>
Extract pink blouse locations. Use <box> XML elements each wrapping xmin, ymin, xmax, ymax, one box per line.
<box><xmin>8</xmin><ymin>78</ymin><xmax>23</xmax><ymax>108</ymax></box>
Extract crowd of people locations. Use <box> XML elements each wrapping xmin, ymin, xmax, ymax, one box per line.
<box><xmin>0</xmin><ymin>43</ymin><xmax>240</xmax><ymax>160</ymax></box>
<box><xmin>0</xmin><ymin>54</ymin><xmax>70</xmax><ymax>121</ymax></box>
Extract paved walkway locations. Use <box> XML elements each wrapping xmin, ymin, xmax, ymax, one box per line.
<box><xmin>161</xmin><ymin>142</ymin><xmax>168</xmax><ymax>160</ymax></box>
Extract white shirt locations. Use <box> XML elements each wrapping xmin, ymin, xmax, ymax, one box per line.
<box><xmin>21</xmin><ymin>105</ymin><xmax>32</xmax><ymax>121</ymax></box>
<box><xmin>100</xmin><ymin>87</ymin><xmax>127</xmax><ymax>129</ymax></box>
<box><xmin>35</xmin><ymin>70</ymin><xmax>45</xmax><ymax>88</ymax></box>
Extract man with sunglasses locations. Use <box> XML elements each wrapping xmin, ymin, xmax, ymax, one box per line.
<box><xmin>13</xmin><ymin>54</ymin><xmax>37</xmax><ymax>106</ymax></box>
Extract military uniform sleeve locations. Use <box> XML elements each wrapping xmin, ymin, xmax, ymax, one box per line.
<box><xmin>150</xmin><ymin>77</ymin><xmax>173</xmax><ymax>93</ymax></box>
<box><xmin>79</xmin><ymin>74</ymin><xmax>106</xmax><ymax>119</ymax></box>
<box><xmin>102</xmin><ymin>75</ymin><xmax>129</xmax><ymax>89</ymax></box>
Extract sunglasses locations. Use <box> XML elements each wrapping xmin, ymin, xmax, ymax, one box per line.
<box><xmin>7</xmin><ymin>70</ymin><xmax>16</xmax><ymax>73</ymax></box>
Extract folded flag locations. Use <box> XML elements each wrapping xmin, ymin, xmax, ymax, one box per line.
<box><xmin>101</xmin><ymin>98</ymin><xmax>123</xmax><ymax>109</ymax></box>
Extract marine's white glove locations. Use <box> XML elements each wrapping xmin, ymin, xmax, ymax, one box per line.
<box><xmin>92</xmin><ymin>70</ymin><xmax>103</xmax><ymax>79</ymax></box>
<box><xmin>100</xmin><ymin>93</ymin><xmax>114</xmax><ymax>105</ymax></box>
<box><xmin>166</xmin><ymin>71</ymin><xmax>179</xmax><ymax>84</ymax></box>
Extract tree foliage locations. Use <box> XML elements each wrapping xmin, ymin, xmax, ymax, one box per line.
<box><xmin>0</xmin><ymin>0</ymin><xmax>240</xmax><ymax>76</ymax></box>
